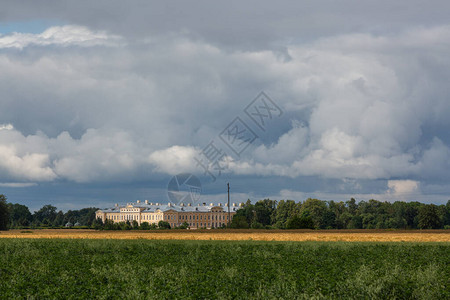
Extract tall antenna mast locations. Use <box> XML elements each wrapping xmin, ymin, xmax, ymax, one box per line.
<box><xmin>227</xmin><ymin>182</ymin><xmax>230</xmax><ymax>227</ymax></box>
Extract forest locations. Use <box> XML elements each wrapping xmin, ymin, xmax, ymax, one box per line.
<box><xmin>230</xmin><ymin>198</ymin><xmax>450</xmax><ymax>230</ymax></box>
<box><xmin>0</xmin><ymin>194</ymin><xmax>98</xmax><ymax>229</ymax></box>
<box><xmin>1</xmin><ymin>194</ymin><xmax>450</xmax><ymax>230</ymax></box>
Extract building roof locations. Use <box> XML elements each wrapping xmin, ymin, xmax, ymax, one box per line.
<box><xmin>97</xmin><ymin>202</ymin><xmax>241</xmax><ymax>213</ymax></box>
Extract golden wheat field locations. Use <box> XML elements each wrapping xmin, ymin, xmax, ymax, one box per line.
<box><xmin>1</xmin><ymin>229</ymin><xmax>449</xmax><ymax>242</ymax></box>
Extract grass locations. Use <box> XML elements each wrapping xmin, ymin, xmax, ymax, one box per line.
<box><xmin>0</xmin><ymin>239</ymin><xmax>449</xmax><ymax>299</ymax></box>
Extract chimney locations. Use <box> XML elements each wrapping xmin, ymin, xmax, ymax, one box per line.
<box><xmin>232</xmin><ymin>203</ymin><xmax>236</xmax><ymax>207</ymax></box>
<box><xmin>188</xmin><ymin>203</ymin><xmax>191</xmax><ymax>206</ymax></box>
<box><xmin>115</xmin><ymin>203</ymin><xmax>118</xmax><ymax>207</ymax></box>
<box><xmin>137</xmin><ymin>200</ymin><xmax>140</xmax><ymax>204</ymax></box>
<box><xmin>210</xmin><ymin>203</ymin><xmax>213</xmax><ymax>206</ymax></box>
<box><xmin>218</xmin><ymin>203</ymin><xmax>222</xmax><ymax>206</ymax></box>
<box><xmin>145</xmin><ymin>200</ymin><xmax>149</xmax><ymax>204</ymax></box>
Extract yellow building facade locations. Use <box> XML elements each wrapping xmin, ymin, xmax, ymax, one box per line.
<box><xmin>95</xmin><ymin>200</ymin><xmax>242</xmax><ymax>229</ymax></box>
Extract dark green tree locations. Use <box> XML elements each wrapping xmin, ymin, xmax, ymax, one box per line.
<box><xmin>250</xmin><ymin>220</ymin><xmax>264</xmax><ymax>229</ymax></box>
<box><xmin>322</xmin><ymin>204</ymin><xmax>336</xmax><ymax>229</ymax></box>
<box><xmin>91</xmin><ymin>217</ymin><xmax>104</xmax><ymax>230</ymax></box>
<box><xmin>254</xmin><ymin>199</ymin><xmax>276</xmax><ymax>226</ymax></box>
<box><xmin>241</xmin><ymin>199</ymin><xmax>256</xmax><ymax>225</ymax></box>
<box><xmin>300</xmin><ymin>198</ymin><xmax>328</xmax><ymax>229</ymax></box>
<box><xmin>336</xmin><ymin>212</ymin><xmax>352</xmax><ymax>229</ymax></box>
<box><xmin>272</xmin><ymin>200</ymin><xmax>297</xmax><ymax>228</ymax></box>
<box><xmin>230</xmin><ymin>215</ymin><xmax>249</xmax><ymax>228</ymax></box>
<box><xmin>346</xmin><ymin>198</ymin><xmax>358</xmax><ymax>215</ymax></box>
<box><xmin>53</xmin><ymin>211</ymin><xmax>65</xmax><ymax>227</ymax></box>
<box><xmin>348</xmin><ymin>215</ymin><xmax>363</xmax><ymax>229</ymax></box>
<box><xmin>8</xmin><ymin>203</ymin><xmax>32</xmax><ymax>228</ymax></box>
<box><xmin>78</xmin><ymin>208</ymin><xmax>99</xmax><ymax>226</ymax></box>
<box><xmin>132</xmin><ymin>220</ymin><xmax>139</xmax><ymax>229</ymax></box>
<box><xmin>34</xmin><ymin>204</ymin><xmax>57</xmax><ymax>225</ymax></box>
<box><xmin>418</xmin><ymin>204</ymin><xmax>442</xmax><ymax>229</ymax></box>
<box><xmin>286</xmin><ymin>215</ymin><xmax>314</xmax><ymax>229</ymax></box>
<box><xmin>118</xmin><ymin>222</ymin><xmax>130</xmax><ymax>230</ymax></box>
<box><xmin>443</xmin><ymin>200</ymin><xmax>450</xmax><ymax>227</ymax></box>
<box><xmin>404</xmin><ymin>202</ymin><xmax>420</xmax><ymax>228</ymax></box>
<box><xmin>140</xmin><ymin>222</ymin><xmax>150</xmax><ymax>230</ymax></box>
<box><xmin>158</xmin><ymin>220</ymin><xmax>171</xmax><ymax>229</ymax></box>
<box><xmin>0</xmin><ymin>194</ymin><xmax>10</xmax><ymax>230</ymax></box>
<box><xmin>104</xmin><ymin>219</ymin><xmax>115</xmax><ymax>230</ymax></box>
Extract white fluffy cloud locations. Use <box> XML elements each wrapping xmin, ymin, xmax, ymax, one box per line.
<box><xmin>0</xmin><ymin>25</ymin><xmax>122</xmax><ymax>49</ymax></box>
<box><xmin>387</xmin><ymin>180</ymin><xmax>420</xmax><ymax>200</ymax></box>
<box><xmin>148</xmin><ymin>146</ymin><xmax>198</xmax><ymax>175</ymax></box>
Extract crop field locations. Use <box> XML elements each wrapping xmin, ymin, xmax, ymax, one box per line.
<box><xmin>0</xmin><ymin>239</ymin><xmax>449</xmax><ymax>299</ymax></box>
<box><xmin>1</xmin><ymin>229</ymin><xmax>450</xmax><ymax>242</ymax></box>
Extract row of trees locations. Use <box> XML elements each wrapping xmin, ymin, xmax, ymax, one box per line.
<box><xmin>100</xmin><ymin>219</ymin><xmax>190</xmax><ymax>230</ymax></box>
<box><xmin>230</xmin><ymin>198</ymin><xmax>450</xmax><ymax>229</ymax></box>
<box><xmin>1</xmin><ymin>194</ymin><xmax>450</xmax><ymax>230</ymax></box>
<box><xmin>0</xmin><ymin>194</ymin><xmax>98</xmax><ymax>229</ymax></box>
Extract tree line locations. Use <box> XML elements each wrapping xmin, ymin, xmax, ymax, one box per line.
<box><xmin>0</xmin><ymin>194</ymin><xmax>98</xmax><ymax>230</ymax></box>
<box><xmin>0</xmin><ymin>194</ymin><xmax>194</xmax><ymax>230</ymax></box>
<box><xmin>101</xmin><ymin>219</ymin><xmax>190</xmax><ymax>230</ymax></box>
<box><xmin>1</xmin><ymin>194</ymin><xmax>450</xmax><ymax>230</ymax></box>
<box><xmin>230</xmin><ymin>198</ymin><xmax>450</xmax><ymax>230</ymax></box>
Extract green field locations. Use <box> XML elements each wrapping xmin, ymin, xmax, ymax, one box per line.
<box><xmin>0</xmin><ymin>239</ymin><xmax>448</xmax><ymax>299</ymax></box>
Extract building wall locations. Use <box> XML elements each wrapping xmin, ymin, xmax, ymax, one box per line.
<box><xmin>96</xmin><ymin>205</ymin><xmax>237</xmax><ymax>229</ymax></box>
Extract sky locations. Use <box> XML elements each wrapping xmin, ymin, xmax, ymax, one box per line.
<box><xmin>1</xmin><ymin>1</ymin><xmax>450</xmax><ymax>212</ymax></box>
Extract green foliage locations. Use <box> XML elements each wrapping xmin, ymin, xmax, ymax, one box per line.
<box><xmin>418</xmin><ymin>204</ymin><xmax>442</xmax><ymax>229</ymax></box>
<box><xmin>285</xmin><ymin>215</ymin><xmax>302</xmax><ymax>229</ymax></box>
<box><xmin>104</xmin><ymin>219</ymin><xmax>115</xmax><ymax>230</ymax></box>
<box><xmin>122</xmin><ymin>221</ymin><xmax>132</xmax><ymax>230</ymax></box>
<box><xmin>230</xmin><ymin>197</ymin><xmax>450</xmax><ymax>230</ymax></box>
<box><xmin>91</xmin><ymin>217</ymin><xmax>103</xmax><ymax>229</ymax></box>
<box><xmin>253</xmin><ymin>199</ymin><xmax>276</xmax><ymax>226</ymax></box>
<box><xmin>132</xmin><ymin>220</ymin><xmax>139</xmax><ymax>229</ymax></box>
<box><xmin>250</xmin><ymin>220</ymin><xmax>264</xmax><ymax>229</ymax></box>
<box><xmin>286</xmin><ymin>215</ymin><xmax>314</xmax><ymax>229</ymax></box>
<box><xmin>140</xmin><ymin>222</ymin><xmax>151</xmax><ymax>230</ymax></box>
<box><xmin>8</xmin><ymin>203</ymin><xmax>32</xmax><ymax>228</ymax></box>
<box><xmin>3</xmin><ymin>196</ymin><xmax>450</xmax><ymax>231</ymax></box>
<box><xmin>0</xmin><ymin>239</ymin><xmax>448</xmax><ymax>299</ymax></box>
<box><xmin>53</xmin><ymin>211</ymin><xmax>65</xmax><ymax>227</ymax></box>
<box><xmin>348</xmin><ymin>215</ymin><xmax>363</xmax><ymax>229</ymax></box>
<box><xmin>33</xmin><ymin>204</ymin><xmax>57</xmax><ymax>224</ymax></box>
<box><xmin>230</xmin><ymin>215</ymin><xmax>249</xmax><ymax>228</ymax></box>
<box><xmin>158</xmin><ymin>220</ymin><xmax>171</xmax><ymax>229</ymax></box>
<box><xmin>300</xmin><ymin>198</ymin><xmax>328</xmax><ymax>229</ymax></box>
<box><xmin>0</xmin><ymin>194</ymin><xmax>9</xmax><ymax>230</ymax></box>
<box><xmin>272</xmin><ymin>200</ymin><xmax>298</xmax><ymax>228</ymax></box>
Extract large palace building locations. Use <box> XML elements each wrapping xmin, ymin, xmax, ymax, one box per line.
<box><xmin>95</xmin><ymin>200</ymin><xmax>243</xmax><ymax>229</ymax></box>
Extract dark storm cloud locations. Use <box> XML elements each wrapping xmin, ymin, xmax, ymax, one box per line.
<box><xmin>1</xmin><ymin>1</ymin><xmax>450</xmax><ymax>207</ymax></box>
<box><xmin>2</xmin><ymin>0</ymin><xmax>450</xmax><ymax>50</ymax></box>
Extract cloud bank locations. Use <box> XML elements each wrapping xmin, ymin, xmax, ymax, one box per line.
<box><xmin>0</xmin><ymin>21</ymin><xmax>449</xmax><ymax>203</ymax></box>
